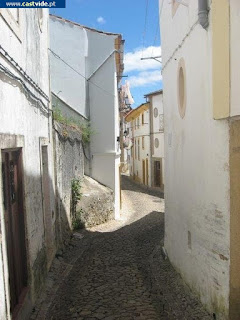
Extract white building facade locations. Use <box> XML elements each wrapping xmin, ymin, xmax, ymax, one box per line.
<box><xmin>0</xmin><ymin>8</ymin><xmax>55</xmax><ymax>320</ymax></box>
<box><xmin>125</xmin><ymin>103</ymin><xmax>151</xmax><ymax>187</ymax></box>
<box><xmin>160</xmin><ymin>1</ymin><xmax>240</xmax><ymax>319</ymax></box>
<box><xmin>49</xmin><ymin>15</ymin><xmax>124</xmax><ymax>219</ymax></box>
<box><xmin>145</xmin><ymin>90</ymin><xmax>164</xmax><ymax>189</ymax></box>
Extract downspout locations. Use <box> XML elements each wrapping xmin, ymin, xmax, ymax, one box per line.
<box><xmin>198</xmin><ymin>0</ymin><xmax>209</xmax><ymax>30</ymax></box>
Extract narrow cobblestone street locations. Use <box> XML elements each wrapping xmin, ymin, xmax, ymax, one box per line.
<box><xmin>31</xmin><ymin>175</ymin><xmax>211</xmax><ymax>320</ymax></box>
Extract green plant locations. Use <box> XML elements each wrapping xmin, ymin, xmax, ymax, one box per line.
<box><xmin>71</xmin><ymin>178</ymin><xmax>84</xmax><ymax>229</ymax></box>
<box><xmin>53</xmin><ymin>107</ymin><xmax>94</xmax><ymax>144</ymax></box>
<box><xmin>72</xmin><ymin>209</ymin><xmax>85</xmax><ymax>230</ymax></box>
<box><xmin>80</xmin><ymin>122</ymin><xmax>95</xmax><ymax>144</ymax></box>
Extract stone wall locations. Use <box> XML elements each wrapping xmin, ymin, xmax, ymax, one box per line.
<box><xmin>53</xmin><ymin>121</ymin><xmax>84</xmax><ymax>246</ymax></box>
<box><xmin>76</xmin><ymin>176</ymin><xmax>114</xmax><ymax>228</ymax></box>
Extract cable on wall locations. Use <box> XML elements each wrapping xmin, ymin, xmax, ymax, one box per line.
<box><xmin>0</xmin><ymin>63</ymin><xmax>49</xmax><ymax>115</ymax></box>
<box><xmin>49</xmin><ymin>48</ymin><xmax>117</xmax><ymax>98</ymax></box>
<box><xmin>161</xmin><ymin>20</ymin><xmax>198</xmax><ymax>71</ymax></box>
<box><xmin>142</xmin><ymin>0</ymin><xmax>149</xmax><ymax>58</ymax></box>
<box><xmin>0</xmin><ymin>44</ymin><xmax>49</xmax><ymax>101</ymax></box>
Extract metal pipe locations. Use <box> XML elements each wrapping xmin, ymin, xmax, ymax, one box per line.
<box><xmin>198</xmin><ymin>0</ymin><xmax>209</xmax><ymax>30</ymax></box>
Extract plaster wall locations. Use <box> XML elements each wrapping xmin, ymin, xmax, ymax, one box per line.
<box><xmin>160</xmin><ymin>1</ymin><xmax>230</xmax><ymax>317</ymax></box>
<box><xmin>49</xmin><ymin>16</ymin><xmax>87</xmax><ymax>118</ymax></box>
<box><xmin>87</xmin><ymin>32</ymin><xmax>121</xmax><ymax>218</ymax></box>
<box><xmin>152</xmin><ymin>94</ymin><xmax>164</xmax><ymax>159</ymax></box>
<box><xmin>0</xmin><ymin>9</ymin><xmax>55</xmax><ymax>319</ymax></box>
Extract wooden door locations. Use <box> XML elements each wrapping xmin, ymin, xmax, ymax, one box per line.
<box><xmin>146</xmin><ymin>159</ymin><xmax>149</xmax><ymax>186</ymax></box>
<box><xmin>1</xmin><ymin>149</ymin><xmax>28</xmax><ymax>314</ymax></box>
<box><xmin>142</xmin><ymin>160</ymin><xmax>146</xmax><ymax>185</ymax></box>
<box><xmin>154</xmin><ymin>160</ymin><xmax>161</xmax><ymax>187</ymax></box>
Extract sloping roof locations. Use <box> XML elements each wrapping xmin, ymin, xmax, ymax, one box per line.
<box><xmin>144</xmin><ymin>89</ymin><xmax>163</xmax><ymax>98</ymax></box>
<box><xmin>50</xmin><ymin>14</ymin><xmax>122</xmax><ymax>37</ymax></box>
<box><xmin>125</xmin><ymin>103</ymin><xmax>150</xmax><ymax>122</ymax></box>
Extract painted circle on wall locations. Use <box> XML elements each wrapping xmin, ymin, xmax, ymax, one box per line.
<box><xmin>155</xmin><ymin>138</ymin><xmax>159</xmax><ymax>148</ymax></box>
<box><xmin>154</xmin><ymin>107</ymin><xmax>158</xmax><ymax>118</ymax></box>
<box><xmin>177</xmin><ymin>58</ymin><xmax>187</xmax><ymax>119</ymax></box>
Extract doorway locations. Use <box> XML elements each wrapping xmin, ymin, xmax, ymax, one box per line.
<box><xmin>146</xmin><ymin>159</ymin><xmax>149</xmax><ymax>186</ymax></box>
<box><xmin>1</xmin><ymin>149</ymin><xmax>28</xmax><ymax>315</ymax></box>
<box><xmin>142</xmin><ymin>160</ymin><xmax>146</xmax><ymax>185</ymax></box>
<box><xmin>154</xmin><ymin>160</ymin><xmax>161</xmax><ymax>187</ymax></box>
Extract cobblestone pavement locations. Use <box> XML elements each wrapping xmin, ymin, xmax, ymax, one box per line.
<box><xmin>30</xmin><ymin>175</ymin><xmax>212</xmax><ymax>320</ymax></box>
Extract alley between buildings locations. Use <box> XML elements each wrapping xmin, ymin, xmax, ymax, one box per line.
<box><xmin>30</xmin><ymin>176</ymin><xmax>211</xmax><ymax>320</ymax></box>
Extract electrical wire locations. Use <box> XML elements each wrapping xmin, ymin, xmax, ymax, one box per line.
<box><xmin>151</xmin><ymin>11</ymin><xmax>160</xmax><ymax>57</ymax></box>
<box><xmin>162</xmin><ymin>20</ymin><xmax>198</xmax><ymax>71</ymax></box>
<box><xmin>0</xmin><ymin>63</ymin><xmax>49</xmax><ymax>114</ymax></box>
<box><xmin>142</xmin><ymin>0</ymin><xmax>149</xmax><ymax>58</ymax></box>
<box><xmin>0</xmin><ymin>44</ymin><xmax>49</xmax><ymax>101</ymax></box>
<box><xmin>49</xmin><ymin>48</ymin><xmax>116</xmax><ymax>98</ymax></box>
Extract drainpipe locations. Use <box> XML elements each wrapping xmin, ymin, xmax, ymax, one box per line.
<box><xmin>198</xmin><ymin>0</ymin><xmax>209</xmax><ymax>30</ymax></box>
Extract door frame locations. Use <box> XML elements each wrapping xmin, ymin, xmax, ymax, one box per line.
<box><xmin>0</xmin><ymin>134</ymin><xmax>29</xmax><ymax>319</ymax></box>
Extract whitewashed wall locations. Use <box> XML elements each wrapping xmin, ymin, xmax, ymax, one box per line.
<box><xmin>50</xmin><ymin>16</ymin><xmax>87</xmax><ymax>118</ymax></box>
<box><xmin>152</xmin><ymin>93</ymin><xmax>164</xmax><ymax>185</ymax></box>
<box><xmin>0</xmin><ymin>8</ymin><xmax>55</xmax><ymax>319</ymax></box>
<box><xmin>160</xmin><ymin>1</ymin><xmax>230</xmax><ymax>318</ymax></box>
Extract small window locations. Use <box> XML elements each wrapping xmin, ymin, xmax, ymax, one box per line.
<box><xmin>178</xmin><ymin>58</ymin><xmax>187</xmax><ymax>119</ymax></box>
<box><xmin>142</xmin><ymin>113</ymin><xmax>144</xmax><ymax>125</ymax></box>
<box><xmin>142</xmin><ymin>136</ymin><xmax>145</xmax><ymax>150</ymax></box>
<box><xmin>154</xmin><ymin>108</ymin><xmax>158</xmax><ymax>118</ymax></box>
<box><xmin>155</xmin><ymin>138</ymin><xmax>159</xmax><ymax>148</ymax></box>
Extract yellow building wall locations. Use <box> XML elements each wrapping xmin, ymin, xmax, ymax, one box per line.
<box><xmin>212</xmin><ymin>0</ymin><xmax>230</xmax><ymax>119</ymax></box>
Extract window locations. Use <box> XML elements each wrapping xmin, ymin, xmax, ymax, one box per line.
<box><xmin>0</xmin><ymin>9</ymin><xmax>21</xmax><ymax>39</ymax></box>
<box><xmin>138</xmin><ymin>139</ymin><xmax>140</xmax><ymax>160</ymax></box>
<box><xmin>142</xmin><ymin>113</ymin><xmax>144</xmax><ymax>125</ymax></box>
<box><xmin>178</xmin><ymin>58</ymin><xmax>187</xmax><ymax>118</ymax></box>
<box><xmin>137</xmin><ymin>117</ymin><xmax>140</xmax><ymax>128</ymax></box>
<box><xmin>154</xmin><ymin>108</ymin><xmax>158</xmax><ymax>118</ymax></box>
<box><xmin>142</xmin><ymin>136</ymin><xmax>145</xmax><ymax>150</ymax></box>
<box><xmin>155</xmin><ymin>138</ymin><xmax>159</xmax><ymax>148</ymax></box>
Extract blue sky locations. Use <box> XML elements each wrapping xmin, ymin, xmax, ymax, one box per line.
<box><xmin>50</xmin><ymin>0</ymin><xmax>162</xmax><ymax>108</ymax></box>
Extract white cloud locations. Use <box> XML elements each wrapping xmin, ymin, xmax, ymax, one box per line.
<box><xmin>124</xmin><ymin>46</ymin><xmax>162</xmax><ymax>72</ymax></box>
<box><xmin>128</xmin><ymin>70</ymin><xmax>162</xmax><ymax>88</ymax></box>
<box><xmin>97</xmin><ymin>16</ymin><xmax>106</xmax><ymax>24</ymax></box>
